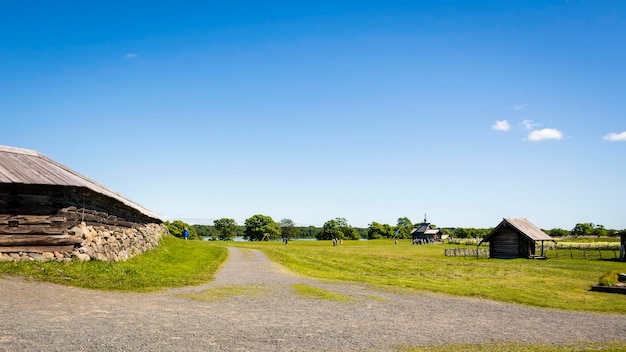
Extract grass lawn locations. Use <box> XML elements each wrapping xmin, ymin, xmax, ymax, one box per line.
<box><xmin>1</xmin><ymin>237</ymin><xmax>625</xmax><ymax>314</ymax></box>
<box><xmin>0</xmin><ymin>236</ymin><xmax>228</xmax><ymax>292</ymax></box>
<box><xmin>228</xmin><ymin>239</ymin><xmax>626</xmax><ymax>314</ymax></box>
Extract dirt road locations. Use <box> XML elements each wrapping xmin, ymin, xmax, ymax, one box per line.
<box><xmin>1</xmin><ymin>247</ymin><xmax>625</xmax><ymax>351</ymax></box>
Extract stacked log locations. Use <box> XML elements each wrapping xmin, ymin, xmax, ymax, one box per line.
<box><xmin>0</xmin><ymin>223</ymin><xmax>168</xmax><ymax>262</ymax></box>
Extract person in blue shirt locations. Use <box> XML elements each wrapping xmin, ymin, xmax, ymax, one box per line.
<box><xmin>183</xmin><ymin>227</ymin><xmax>189</xmax><ymax>240</ymax></box>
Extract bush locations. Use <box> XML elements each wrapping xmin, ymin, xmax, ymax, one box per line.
<box><xmin>598</xmin><ymin>270</ymin><xmax>620</xmax><ymax>286</ymax></box>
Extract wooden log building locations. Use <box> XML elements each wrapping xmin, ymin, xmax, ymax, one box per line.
<box><xmin>479</xmin><ymin>218</ymin><xmax>555</xmax><ymax>259</ymax></box>
<box><xmin>0</xmin><ymin>145</ymin><xmax>161</xmax><ymax>254</ymax></box>
<box><xmin>411</xmin><ymin>215</ymin><xmax>444</xmax><ymax>242</ymax></box>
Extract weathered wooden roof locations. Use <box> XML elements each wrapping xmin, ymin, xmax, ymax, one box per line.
<box><xmin>480</xmin><ymin>218</ymin><xmax>554</xmax><ymax>244</ymax></box>
<box><xmin>0</xmin><ymin>145</ymin><xmax>160</xmax><ymax>221</ymax></box>
<box><xmin>411</xmin><ymin>223</ymin><xmax>431</xmax><ymax>234</ymax></box>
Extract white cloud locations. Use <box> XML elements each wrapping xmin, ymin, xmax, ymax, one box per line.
<box><xmin>521</xmin><ymin>119</ymin><xmax>539</xmax><ymax>130</ymax></box>
<box><xmin>513</xmin><ymin>104</ymin><xmax>527</xmax><ymax>110</ymax></box>
<box><xmin>125</xmin><ymin>53</ymin><xmax>138</xmax><ymax>59</ymax></box>
<box><xmin>603</xmin><ymin>131</ymin><xmax>626</xmax><ymax>142</ymax></box>
<box><xmin>527</xmin><ymin>128</ymin><xmax>564</xmax><ymax>142</ymax></box>
<box><xmin>492</xmin><ymin>120</ymin><xmax>511</xmax><ymax>132</ymax></box>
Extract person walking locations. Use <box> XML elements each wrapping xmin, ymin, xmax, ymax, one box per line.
<box><xmin>183</xmin><ymin>227</ymin><xmax>189</xmax><ymax>240</ymax></box>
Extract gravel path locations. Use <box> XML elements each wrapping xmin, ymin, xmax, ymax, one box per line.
<box><xmin>1</xmin><ymin>247</ymin><xmax>625</xmax><ymax>351</ymax></box>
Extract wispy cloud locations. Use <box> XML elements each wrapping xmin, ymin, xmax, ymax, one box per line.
<box><xmin>603</xmin><ymin>131</ymin><xmax>626</xmax><ymax>142</ymax></box>
<box><xmin>527</xmin><ymin>128</ymin><xmax>564</xmax><ymax>142</ymax></box>
<box><xmin>521</xmin><ymin>119</ymin><xmax>539</xmax><ymax>130</ymax></box>
<box><xmin>512</xmin><ymin>104</ymin><xmax>527</xmax><ymax>110</ymax></box>
<box><xmin>492</xmin><ymin>120</ymin><xmax>511</xmax><ymax>132</ymax></box>
<box><xmin>125</xmin><ymin>53</ymin><xmax>138</xmax><ymax>59</ymax></box>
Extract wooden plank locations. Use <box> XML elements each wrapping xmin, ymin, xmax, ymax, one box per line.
<box><xmin>0</xmin><ymin>226</ymin><xmax>67</xmax><ymax>235</ymax></box>
<box><xmin>0</xmin><ymin>245</ymin><xmax>74</xmax><ymax>253</ymax></box>
<box><xmin>0</xmin><ymin>234</ymin><xmax>81</xmax><ymax>246</ymax></box>
<box><xmin>0</xmin><ymin>215</ymin><xmax>66</xmax><ymax>226</ymax></box>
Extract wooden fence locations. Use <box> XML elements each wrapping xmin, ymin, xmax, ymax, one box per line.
<box><xmin>444</xmin><ymin>243</ymin><xmax>621</xmax><ymax>260</ymax></box>
<box><xmin>543</xmin><ymin>243</ymin><xmax>621</xmax><ymax>260</ymax></box>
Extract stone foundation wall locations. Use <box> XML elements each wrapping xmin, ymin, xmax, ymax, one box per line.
<box><xmin>0</xmin><ymin>223</ymin><xmax>169</xmax><ymax>262</ymax></box>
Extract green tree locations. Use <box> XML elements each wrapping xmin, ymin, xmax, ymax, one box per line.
<box><xmin>301</xmin><ymin>226</ymin><xmax>322</xmax><ymax>239</ymax></box>
<box><xmin>244</xmin><ymin>214</ymin><xmax>281</xmax><ymax>241</ymax></box>
<box><xmin>280</xmin><ymin>218</ymin><xmax>297</xmax><ymax>240</ymax></box>
<box><xmin>192</xmin><ymin>225</ymin><xmax>213</xmax><ymax>238</ymax></box>
<box><xmin>571</xmin><ymin>223</ymin><xmax>594</xmax><ymax>237</ymax></box>
<box><xmin>367</xmin><ymin>222</ymin><xmax>394</xmax><ymax>239</ymax></box>
<box><xmin>319</xmin><ymin>219</ymin><xmax>342</xmax><ymax>240</ymax></box>
<box><xmin>164</xmin><ymin>220</ymin><xmax>197</xmax><ymax>240</ymax></box>
<box><xmin>320</xmin><ymin>217</ymin><xmax>360</xmax><ymax>240</ymax></box>
<box><xmin>394</xmin><ymin>217</ymin><xmax>413</xmax><ymax>239</ymax></box>
<box><xmin>547</xmin><ymin>228</ymin><xmax>569</xmax><ymax>237</ymax></box>
<box><xmin>453</xmin><ymin>227</ymin><xmax>491</xmax><ymax>239</ymax></box>
<box><xmin>214</xmin><ymin>218</ymin><xmax>238</xmax><ymax>241</ymax></box>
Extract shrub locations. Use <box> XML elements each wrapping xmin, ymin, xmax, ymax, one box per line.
<box><xmin>598</xmin><ymin>270</ymin><xmax>620</xmax><ymax>286</ymax></box>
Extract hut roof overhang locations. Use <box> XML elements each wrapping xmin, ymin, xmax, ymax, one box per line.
<box><xmin>479</xmin><ymin>218</ymin><xmax>555</xmax><ymax>245</ymax></box>
<box><xmin>0</xmin><ymin>145</ymin><xmax>160</xmax><ymax>222</ymax></box>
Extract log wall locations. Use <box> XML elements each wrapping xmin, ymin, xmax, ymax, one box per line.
<box><xmin>489</xmin><ymin>227</ymin><xmax>519</xmax><ymax>259</ymax></box>
<box><xmin>0</xmin><ymin>183</ymin><xmax>163</xmax><ymax>258</ymax></box>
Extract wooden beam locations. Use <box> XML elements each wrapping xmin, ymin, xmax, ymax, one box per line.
<box><xmin>0</xmin><ymin>234</ymin><xmax>81</xmax><ymax>246</ymax></box>
<box><xmin>0</xmin><ymin>245</ymin><xmax>75</xmax><ymax>253</ymax></box>
<box><xmin>0</xmin><ymin>226</ymin><xmax>66</xmax><ymax>235</ymax></box>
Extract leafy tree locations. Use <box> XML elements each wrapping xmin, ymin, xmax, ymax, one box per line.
<box><xmin>547</xmin><ymin>228</ymin><xmax>569</xmax><ymax>237</ymax></box>
<box><xmin>320</xmin><ymin>217</ymin><xmax>359</xmax><ymax>240</ymax></box>
<box><xmin>214</xmin><ymin>218</ymin><xmax>238</xmax><ymax>241</ymax></box>
<box><xmin>592</xmin><ymin>224</ymin><xmax>607</xmax><ymax>237</ymax></box>
<box><xmin>394</xmin><ymin>217</ymin><xmax>413</xmax><ymax>239</ymax></box>
<box><xmin>301</xmin><ymin>226</ymin><xmax>322</xmax><ymax>239</ymax></box>
<box><xmin>452</xmin><ymin>227</ymin><xmax>491</xmax><ymax>239</ymax></box>
<box><xmin>193</xmin><ymin>224</ymin><xmax>214</xmax><ymax>238</ymax></box>
<box><xmin>319</xmin><ymin>219</ymin><xmax>342</xmax><ymax>240</ymax></box>
<box><xmin>367</xmin><ymin>222</ymin><xmax>394</xmax><ymax>239</ymax></box>
<box><xmin>164</xmin><ymin>220</ymin><xmax>197</xmax><ymax>240</ymax></box>
<box><xmin>244</xmin><ymin>214</ymin><xmax>281</xmax><ymax>241</ymax></box>
<box><xmin>571</xmin><ymin>223</ymin><xmax>595</xmax><ymax>237</ymax></box>
<box><xmin>280</xmin><ymin>218</ymin><xmax>297</xmax><ymax>240</ymax></box>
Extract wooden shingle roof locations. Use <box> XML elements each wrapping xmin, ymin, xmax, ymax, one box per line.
<box><xmin>480</xmin><ymin>218</ymin><xmax>554</xmax><ymax>244</ymax></box>
<box><xmin>0</xmin><ymin>145</ymin><xmax>160</xmax><ymax>221</ymax></box>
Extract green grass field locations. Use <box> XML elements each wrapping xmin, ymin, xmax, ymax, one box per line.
<box><xmin>229</xmin><ymin>239</ymin><xmax>626</xmax><ymax>314</ymax></box>
<box><xmin>1</xmin><ymin>237</ymin><xmax>625</xmax><ymax>314</ymax></box>
<box><xmin>0</xmin><ymin>236</ymin><xmax>227</xmax><ymax>292</ymax></box>
<box><xmin>1</xmin><ymin>237</ymin><xmax>626</xmax><ymax>351</ymax></box>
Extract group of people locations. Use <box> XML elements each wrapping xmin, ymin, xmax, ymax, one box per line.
<box><xmin>332</xmin><ymin>238</ymin><xmax>343</xmax><ymax>246</ymax></box>
<box><xmin>412</xmin><ymin>238</ymin><xmax>436</xmax><ymax>245</ymax></box>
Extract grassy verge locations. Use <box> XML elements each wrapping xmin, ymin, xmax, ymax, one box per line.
<box><xmin>0</xmin><ymin>236</ymin><xmax>228</xmax><ymax>292</ymax></box>
<box><xmin>181</xmin><ymin>284</ymin><xmax>271</xmax><ymax>302</ymax></box>
<box><xmin>229</xmin><ymin>239</ymin><xmax>626</xmax><ymax>314</ymax></box>
<box><xmin>291</xmin><ymin>283</ymin><xmax>352</xmax><ymax>301</ymax></box>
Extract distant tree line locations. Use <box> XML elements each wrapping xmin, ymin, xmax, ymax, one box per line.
<box><xmin>166</xmin><ymin>217</ymin><xmax>624</xmax><ymax>241</ymax></box>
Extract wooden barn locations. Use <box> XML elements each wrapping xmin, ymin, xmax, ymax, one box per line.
<box><xmin>0</xmin><ymin>145</ymin><xmax>161</xmax><ymax>255</ymax></box>
<box><xmin>479</xmin><ymin>218</ymin><xmax>555</xmax><ymax>259</ymax></box>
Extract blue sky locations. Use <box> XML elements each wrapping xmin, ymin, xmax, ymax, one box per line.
<box><xmin>1</xmin><ymin>1</ymin><xmax>625</xmax><ymax>230</ymax></box>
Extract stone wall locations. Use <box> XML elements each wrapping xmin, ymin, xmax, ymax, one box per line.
<box><xmin>0</xmin><ymin>222</ymin><xmax>169</xmax><ymax>262</ymax></box>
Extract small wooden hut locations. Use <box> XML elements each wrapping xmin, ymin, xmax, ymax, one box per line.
<box><xmin>0</xmin><ymin>145</ymin><xmax>161</xmax><ymax>254</ymax></box>
<box><xmin>479</xmin><ymin>218</ymin><xmax>555</xmax><ymax>259</ymax></box>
